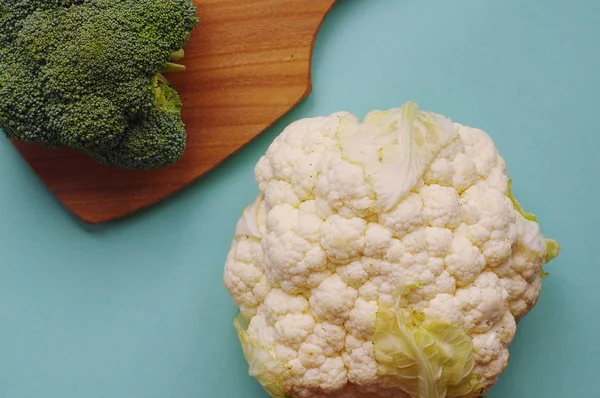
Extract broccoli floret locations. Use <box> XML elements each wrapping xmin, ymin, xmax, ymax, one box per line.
<box><xmin>0</xmin><ymin>0</ymin><xmax>199</xmax><ymax>170</ymax></box>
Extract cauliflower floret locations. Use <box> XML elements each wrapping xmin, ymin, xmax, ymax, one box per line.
<box><xmin>262</xmin><ymin>204</ymin><xmax>329</xmax><ymax>293</ymax></box>
<box><xmin>320</xmin><ymin>215</ymin><xmax>367</xmax><ymax>265</ymax></box>
<box><xmin>317</xmin><ymin>153</ymin><xmax>376</xmax><ymax>219</ymax></box>
<box><xmin>444</xmin><ymin>236</ymin><xmax>486</xmax><ymax>286</ymax></box>
<box><xmin>224</xmin><ymin>102</ymin><xmax>559</xmax><ymax>398</ymax></box>
<box><xmin>223</xmin><ymin>236</ymin><xmax>267</xmax><ymax>318</ymax></box>
<box><xmin>380</xmin><ymin>192</ymin><xmax>424</xmax><ymax>238</ymax></box>
<box><xmin>342</xmin><ymin>335</ymin><xmax>378</xmax><ymax>385</ymax></box>
<box><xmin>310</xmin><ymin>274</ymin><xmax>358</xmax><ymax>325</ymax></box>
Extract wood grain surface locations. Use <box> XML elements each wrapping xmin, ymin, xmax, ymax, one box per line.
<box><xmin>10</xmin><ymin>0</ymin><xmax>338</xmax><ymax>224</ymax></box>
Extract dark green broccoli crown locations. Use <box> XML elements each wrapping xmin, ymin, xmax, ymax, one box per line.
<box><xmin>0</xmin><ymin>0</ymin><xmax>199</xmax><ymax>170</ymax></box>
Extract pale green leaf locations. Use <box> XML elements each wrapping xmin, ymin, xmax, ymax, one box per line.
<box><xmin>540</xmin><ymin>238</ymin><xmax>561</xmax><ymax>278</ymax></box>
<box><xmin>373</xmin><ymin>302</ymin><xmax>482</xmax><ymax>398</ymax></box>
<box><xmin>545</xmin><ymin>238</ymin><xmax>560</xmax><ymax>262</ymax></box>
<box><xmin>507</xmin><ymin>179</ymin><xmax>537</xmax><ymax>222</ymax></box>
<box><xmin>234</xmin><ymin>312</ymin><xmax>288</xmax><ymax>398</ymax></box>
<box><xmin>339</xmin><ymin>102</ymin><xmax>458</xmax><ymax>212</ymax></box>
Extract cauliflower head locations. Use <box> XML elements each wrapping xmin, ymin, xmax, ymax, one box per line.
<box><xmin>223</xmin><ymin>102</ymin><xmax>560</xmax><ymax>398</ymax></box>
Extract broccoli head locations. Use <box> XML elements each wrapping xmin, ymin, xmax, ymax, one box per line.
<box><xmin>0</xmin><ymin>0</ymin><xmax>199</xmax><ymax>170</ymax></box>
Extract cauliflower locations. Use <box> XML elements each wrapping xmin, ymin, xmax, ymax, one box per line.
<box><xmin>223</xmin><ymin>102</ymin><xmax>560</xmax><ymax>398</ymax></box>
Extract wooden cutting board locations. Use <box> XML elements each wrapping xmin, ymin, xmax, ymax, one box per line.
<box><xmin>10</xmin><ymin>0</ymin><xmax>338</xmax><ymax>224</ymax></box>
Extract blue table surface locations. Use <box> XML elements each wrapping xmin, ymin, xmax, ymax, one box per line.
<box><xmin>1</xmin><ymin>1</ymin><xmax>598</xmax><ymax>397</ymax></box>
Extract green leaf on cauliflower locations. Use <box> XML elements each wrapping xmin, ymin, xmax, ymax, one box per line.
<box><xmin>233</xmin><ymin>312</ymin><xmax>289</xmax><ymax>398</ymax></box>
<box><xmin>338</xmin><ymin>101</ymin><xmax>458</xmax><ymax>212</ymax></box>
<box><xmin>373</xmin><ymin>301</ymin><xmax>483</xmax><ymax>398</ymax></box>
<box><xmin>545</xmin><ymin>238</ymin><xmax>560</xmax><ymax>262</ymax></box>
<box><xmin>507</xmin><ymin>180</ymin><xmax>537</xmax><ymax>222</ymax></box>
<box><xmin>540</xmin><ymin>238</ymin><xmax>561</xmax><ymax>278</ymax></box>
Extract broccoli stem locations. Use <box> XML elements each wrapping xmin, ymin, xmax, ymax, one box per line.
<box><xmin>162</xmin><ymin>62</ymin><xmax>186</xmax><ymax>73</ymax></box>
<box><xmin>170</xmin><ymin>49</ymin><xmax>185</xmax><ymax>61</ymax></box>
<box><xmin>156</xmin><ymin>49</ymin><xmax>187</xmax><ymax>85</ymax></box>
<box><xmin>156</xmin><ymin>73</ymin><xmax>170</xmax><ymax>85</ymax></box>
<box><xmin>161</xmin><ymin>49</ymin><xmax>186</xmax><ymax>72</ymax></box>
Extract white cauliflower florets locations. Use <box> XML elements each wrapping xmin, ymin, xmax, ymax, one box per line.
<box><xmin>224</xmin><ymin>102</ymin><xmax>559</xmax><ymax>398</ymax></box>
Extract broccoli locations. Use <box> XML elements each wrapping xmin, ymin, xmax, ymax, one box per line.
<box><xmin>0</xmin><ymin>0</ymin><xmax>199</xmax><ymax>170</ymax></box>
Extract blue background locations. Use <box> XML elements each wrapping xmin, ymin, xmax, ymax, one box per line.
<box><xmin>1</xmin><ymin>0</ymin><xmax>598</xmax><ymax>397</ymax></box>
